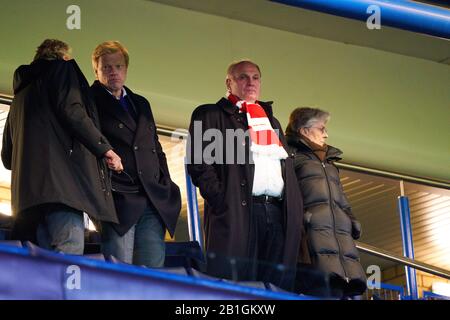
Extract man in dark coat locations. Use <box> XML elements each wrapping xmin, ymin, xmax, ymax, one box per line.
<box><xmin>1</xmin><ymin>39</ymin><xmax>122</xmax><ymax>254</ymax></box>
<box><xmin>91</xmin><ymin>41</ymin><xmax>181</xmax><ymax>267</ymax></box>
<box><xmin>187</xmin><ymin>60</ymin><xmax>303</xmax><ymax>289</ymax></box>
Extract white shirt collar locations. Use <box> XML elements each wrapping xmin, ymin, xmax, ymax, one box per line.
<box><xmin>105</xmin><ymin>86</ymin><xmax>127</xmax><ymax>100</ymax></box>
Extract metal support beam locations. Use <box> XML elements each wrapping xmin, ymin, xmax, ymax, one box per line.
<box><xmin>398</xmin><ymin>196</ymin><xmax>419</xmax><ymax>299</ymax></box>
<box><xmin>272</xmin><ymin>0</ymin><xmax>450</xmax><ymax>39</ymax></box>
<box><xmin>184</xmin><ymin>163</ymin><xmax>204</xmax><ymax>250</ymax></box>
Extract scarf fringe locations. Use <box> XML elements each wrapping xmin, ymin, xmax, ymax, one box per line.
<box><xmin>251</xmin><ymin>143</ymin><xmax>288</xmax><ymax>159</ymax></box>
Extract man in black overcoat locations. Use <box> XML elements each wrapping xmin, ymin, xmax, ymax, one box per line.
<box><xmin>90</xmin><ymin>41</ymin><xmax>181</xmax><ymax>267</ymax></box>
<box><xmin>187</xmin><ymin>60</ymin><xmax>303</xmax><ymax>289</ymax></box>
<box><xmin>1</xmin><ymin>39</ymin><xmax>122</xmax><ymax>254</ymax></box>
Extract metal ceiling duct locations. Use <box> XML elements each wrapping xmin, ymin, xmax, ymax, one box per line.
<box><xmin>271</xmin><ymin>0</ymin><xmax>450</xmax><ymax>39</ymax></box>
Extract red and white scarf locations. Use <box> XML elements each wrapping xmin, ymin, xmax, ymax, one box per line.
<box><xmin>227</xmin><ymin>93</ymin><xmax>288</xmax><ymax>159</ymax></box>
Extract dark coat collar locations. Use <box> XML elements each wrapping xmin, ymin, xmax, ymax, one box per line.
<box><xmin>286</xmin><ymin>133</ymin><xmax>343</xmax><ymax>161</ymax></box>
<box><xmin>91</xmin><ymin>80</ymin><xmax>152</xmax><ymax>134</ymax></box>
<box><xmin>217</xmin><ymin>97</ymin><xmax>274</xmax><ymax>118</ymax></box>
<box><xmin>92</xmin><ymin>81</ymin><xmax>134</xmax><ymax>130</ymax></box>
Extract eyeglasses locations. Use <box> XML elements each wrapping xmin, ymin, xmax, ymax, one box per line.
<box><xmin>309</xmin><ymin>126</ymin><xmax>328</xmax><ymax>134</ymax></box>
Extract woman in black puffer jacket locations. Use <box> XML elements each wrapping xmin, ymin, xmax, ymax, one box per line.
<box><xmin>286</xmin><ymin>107</ymin><xmax>366</xmax><ymax>298</ymax></box>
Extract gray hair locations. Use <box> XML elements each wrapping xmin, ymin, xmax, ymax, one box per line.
<box><xmin>226</xmin><ymin>59</ymin><xmax>261</xmax><ymax>80</ymax></box>
<box><xmin>286</xmin><ymin>107</ymin><xmax>330</xmax><ymax>136</ymax></box>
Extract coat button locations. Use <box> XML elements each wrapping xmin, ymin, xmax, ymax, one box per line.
<box><xmin>241</xmin><ymin>200</ymin><xmax>247</xmax><ymax>206</ymax></box>
<box><xmin>154</xmin><ymin>173</ymin><xmax>159</xmax><ymax>179</ymax></box>
<box><xmin>237</xmin><ymin>118</ymin><xmax>241</xmax><ymax>122</ymax></box>
<box><xmin>134</xmin><ymin>146</ymin><xmax>139</xmax><ymax>151</ymax></box>
<box><xmin>152</xmin><ymin>148</ymin><xmax>156</xmax><ymax>153</ymax></box>
<box><xmin>138</xmin><ymin>170</ymin><xmax>143</xmax><ymax>175</ymax></box>
<box><xmin>240</xmin><ymin>180</ymin><xmax>246</xmax><ymax>187</ymax></box>
<box><xmin>118</xmin><ymin>123</ymin><xmax>124</xmax><ymax>129</ymax></box>
<box><xmin>149</xmin><ymin>125</ymin><xmax>154</xmax><ymax>130</ymax></box>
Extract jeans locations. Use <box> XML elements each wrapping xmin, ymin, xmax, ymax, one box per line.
<box><xmin>101</xmin><ymin>203</ymin><xmax>165</xmax><ymax>268</ymax></box>
<box><xmin>36</xmin><ymin>204</ymin><xmax>85</xmax><ymax>255</ymax></box>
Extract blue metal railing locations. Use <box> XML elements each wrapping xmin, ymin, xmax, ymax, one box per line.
<box><xmin>398</xmin><ymin>196</ymin><xmax>419</xmax><ymax>300</ymax></box>
<box><xmin>184</xmin><ymin>162</ymin><xmax>203</xmax><ymax>251</ymax></box>
<box><xmin>366</xmin><ymin>282</ymin><xmax>404</xmax><ymax>300</ymax></box>
<box><xmin>0</xmin><ymin>242</ymin><xmax>308</xmax><ymax>300</ymax></box>
<box><xmin>1</xmin><ymin>92</ymin><xmax>448</xmax><ymax>300</ymax></box>
<box><xmin>184</xmin><ymin>167</ymin><xmax>450</xmax><ymax>300</ymax></box>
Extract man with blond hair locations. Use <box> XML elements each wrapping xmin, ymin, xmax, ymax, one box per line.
<box><xmin>90</xmin><ymin>41</ymin><xmax>181</xmax><ymax>267</ymax></box>
<box><xmin>2</xmin><ymin>39</ymin><xmax>122</xmax><ymax>254</ymax></box>
<box><xmin>187</xmin><ymin>60</ymin><xmax>303</xmax><ymax>289</ymax></box>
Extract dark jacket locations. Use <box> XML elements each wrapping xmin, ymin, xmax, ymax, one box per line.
<box><xmin>1</xmin><ymin>59</ymin><xmax>119</xmax><ymax>240</ymax></box>
<box><xmin>187</xmin><ymin>98</ymin><xmax>303</xmax><ymax>276</ymax></box>
<box><xmin>286</xmin><ymin>133</ymin><xmax>367</xmax><ymax>296</ymax></box>
<box><xmin>91</xmin><ymin>81</ymin><xmax>181</xmax><ymax>236</ymax></box>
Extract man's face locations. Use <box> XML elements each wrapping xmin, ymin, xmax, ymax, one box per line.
<box><xmin>227</xmin><ymin>63</ymin><xmax>261</xmax><ymax>103</ymax></box>
<box><xmin>95</xmin><ymin>51</ymin><xmax>127</xmax><ymax>93</ymax></box>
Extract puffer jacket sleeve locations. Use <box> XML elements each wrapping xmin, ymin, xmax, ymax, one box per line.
<box><xmin>337</xmin><ymin>174</ymin><xmax>362</xmax><ymax>239</ymax></box>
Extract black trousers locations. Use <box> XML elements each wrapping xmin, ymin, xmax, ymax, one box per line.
<box><xmin>247</xmin><ymin>201</ymin><xmax>285</xmax><ymax>285</ymax></box>
<box><xmin>205</xmin><ymin>201</ymin><xmax>286</xmax><ymax>287</ymax></box>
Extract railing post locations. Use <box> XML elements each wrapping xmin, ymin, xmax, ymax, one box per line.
<box><xmin>398</xmin><ymin>181</ymin><xmax>418</xmax><ymax>300</ymax></box>
<box><xmin>184</xmin><ymin>163</ymin><xmax>203</xmax><ymax>251</ymax></box>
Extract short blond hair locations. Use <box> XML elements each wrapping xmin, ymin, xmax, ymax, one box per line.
<box><xmin>226</xmin><ymin>60</ymin><xmax>261</xmax><ymax>79</ymax></box>
<box><xmin>92</xmin><ymin>41</ymin><xmax>129</xmax><ymax>71</ymax></box>
<box><xmin>33</xmin><ymin>39</ymin><xmax>71</xmax><ymax>61</ymax></box>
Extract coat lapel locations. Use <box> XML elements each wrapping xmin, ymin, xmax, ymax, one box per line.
<box><xmin>92</xmin><ymin>81</ymin><xmax>137</xmax><ymax>132</ymax></box>
<box><xmin>129</xmin><ymin>92</ymin><xmax>153</xmax><ymax>144</ymax></box>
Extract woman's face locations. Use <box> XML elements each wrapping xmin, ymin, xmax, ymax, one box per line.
<box><xmin>301</xmin><ymin>120</ymin><xmax>328</xmax><ymax>146</ymax></box>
